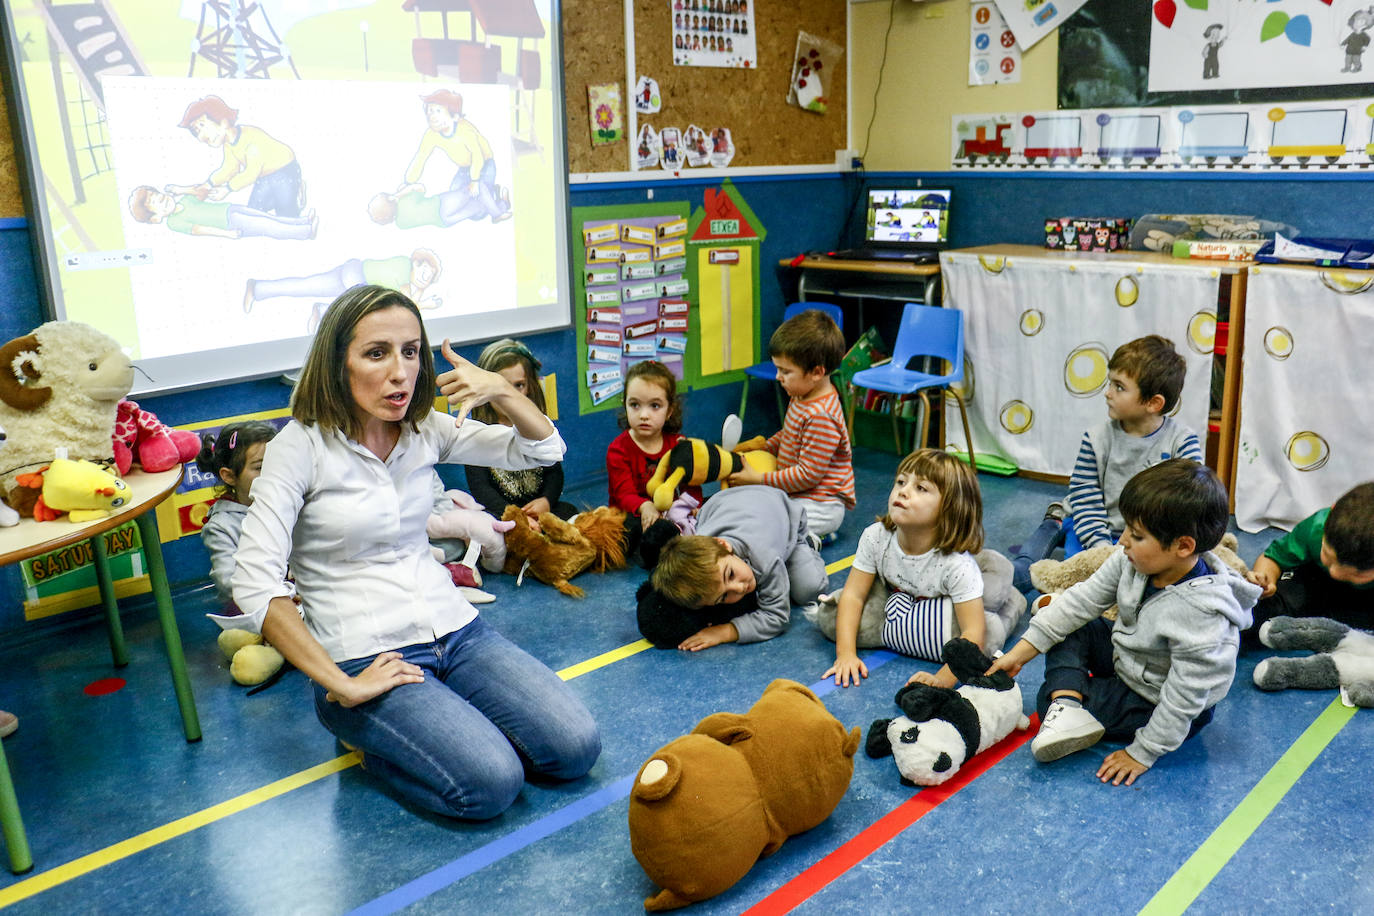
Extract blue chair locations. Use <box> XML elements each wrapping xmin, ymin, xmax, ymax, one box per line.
<box><xmin>847</xmin><ymin>302</ymin><xmax>976</xmax><ymax>471</ymax></box>
<box><xmin>738</xmin><ymin>302</ymin><xmax>845</xmax><ymax>422</ymax></box>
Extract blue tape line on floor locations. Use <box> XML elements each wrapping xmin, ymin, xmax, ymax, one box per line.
<box><xmin>347</xmin><ymin>650</ymin><xmax>899</xmax><ymax>915</ymax></box>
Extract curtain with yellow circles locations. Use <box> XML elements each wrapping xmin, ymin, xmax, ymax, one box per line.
<box><xmin>941</xmin><ymin>252</ymin><xmax>1219</xmax><ymax>477</ymax></box>
<box><xmin>1235</xmin><ymin>265</ymin><xmax>1374</xmax><ymax>532</ymax></box>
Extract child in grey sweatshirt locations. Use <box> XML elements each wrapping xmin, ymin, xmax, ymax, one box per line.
<box><xmin>991</xmin><ymin>459</ymin><xmax>1260</xmax><ymax>785</ymax></box>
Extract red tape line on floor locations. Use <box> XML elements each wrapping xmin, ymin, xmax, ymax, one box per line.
<box><xmin>743</xmin><ymin>713</ymin><xmax>1040</xmax><ymax>916</ymax></box>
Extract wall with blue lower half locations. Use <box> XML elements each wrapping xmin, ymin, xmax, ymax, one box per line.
<box><xmin>2</xmin><ymin>168</ymin><xmax>1370</xmax><ymax>636</ymax></box>
<box><xmin>0</xmin><ymin>172</ymin><xmax>851</xmax><ymax>637</ymax></box>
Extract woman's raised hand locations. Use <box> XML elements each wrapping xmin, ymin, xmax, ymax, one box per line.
<box><xmin>438</xmin><ymin>339</ymin><xmax>511</xmax><ymax>427</ymax></box>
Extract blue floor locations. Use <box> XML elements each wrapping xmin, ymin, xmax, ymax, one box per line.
<box><xmin>0</xmin><ymin>447</ymin><xmax>1366</xmax><ymax>915</ymax></box>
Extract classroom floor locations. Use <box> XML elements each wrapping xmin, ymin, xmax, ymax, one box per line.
<box><xmin>0</xmin><ymin>446</ymin><xmax>1368</xmax><ymax>915</ymax></box>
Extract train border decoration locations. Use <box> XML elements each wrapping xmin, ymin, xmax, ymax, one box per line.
<box><xmin>952</xmin><ymin>98</ymin><xmax>1374</xmax><ymax>171</ymax></box>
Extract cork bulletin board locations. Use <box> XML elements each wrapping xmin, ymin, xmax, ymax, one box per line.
<box><xmin>564</xmin><ymin>0</ymin><xmax>846</xmax><ymax>173</ymax></box>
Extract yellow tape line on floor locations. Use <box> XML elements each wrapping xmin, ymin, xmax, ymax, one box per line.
<box><xmin>0</xmin><ymin>554</ymin><xmax>862</xmax><ymax>907</ymax></box>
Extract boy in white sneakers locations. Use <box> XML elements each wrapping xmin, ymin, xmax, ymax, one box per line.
<box><xmin>989</xmin><ymin>459</ymin><xmax>1259</xmax><ymax>786</ymax></box>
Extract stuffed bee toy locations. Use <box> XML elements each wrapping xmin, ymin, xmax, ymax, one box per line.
<box><xmin>645</xmin><ymin>437</ymin><xmax>775</xmax><ymax>511</ymax></box>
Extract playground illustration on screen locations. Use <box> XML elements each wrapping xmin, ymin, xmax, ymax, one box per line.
<box><xmin>3</xmin><ymin>0</ymin><xmax>563</xmax><ymax>392</ymax></box>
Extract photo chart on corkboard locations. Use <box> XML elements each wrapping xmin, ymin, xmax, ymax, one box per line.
<box><xmin>564</xmin><ymin>0</ymin><xmax>846</xmax><ymax>173</ymax></box>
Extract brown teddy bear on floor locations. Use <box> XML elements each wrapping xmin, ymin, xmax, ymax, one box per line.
<box><xmin>628</xmin><ymin>679</ymin><xmax>860</xmax><ymax>911</ymax></box>
<box><xmin>1029</xmin><ymin>532</ymin><xmax>1249</xmax><ymax>619</ymax></box>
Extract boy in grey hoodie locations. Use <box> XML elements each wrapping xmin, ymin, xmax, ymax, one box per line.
<box><xmin>649</xmin><ymin>485</ymin><xmax>829</xmax><ymax>651</ymax></box>
<box><xmin>990</xmin><ymin>459</ymin><xmax>1259</xmax><ymax>786</ymax></box>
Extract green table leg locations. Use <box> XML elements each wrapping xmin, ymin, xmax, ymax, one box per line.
<box><xmin>0</xmin><ymin>740</ymin><xmax>33</xmax><ymax>875</ymax></box>
<box><xmin>91</xmin><ymin>531</ymin><xmax>129</xmax><ymax>668</ymax></box>
<box><xmin>134</xmin><ymin>513</ymin><xmax>202</xmax><ymax>743</ymax></box>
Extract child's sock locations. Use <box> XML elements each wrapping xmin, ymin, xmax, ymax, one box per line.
<box><xmin>1050</xmin><ymin>695</ymin><xmax>1082</xmax><ymax>709</ymax></box>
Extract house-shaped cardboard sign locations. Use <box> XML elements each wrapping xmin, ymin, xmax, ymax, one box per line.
<box><xmin>687</xmin><ymin>180</ymin><xmax>767</xmax><ymax>382</ymax></box>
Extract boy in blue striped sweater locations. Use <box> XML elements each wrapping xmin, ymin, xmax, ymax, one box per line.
<box><xmin>1012</xmin><ymin>335</ymin><xmax>1203</xmax><ymax>592</ymax></box>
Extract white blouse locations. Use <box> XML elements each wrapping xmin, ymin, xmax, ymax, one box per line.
<box><xmin>229</xmin><ymin>410</ymin><xmax>565</xmax><ymax>662</ymax></box>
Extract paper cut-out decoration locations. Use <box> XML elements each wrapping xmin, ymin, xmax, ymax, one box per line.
<box><xmin>635</xmin><ymin>124</ymin><xmax>662</xmax><ymax>170</ymax></box>
<box><xmin>684</xmin><ymin>125</ymin><xmax>710</xmax><ymax>167</ymax></box>
<box><xmin>788</xmin><ymin>32</ymin><xmax>844</xmax><ymax>113</ymax></box>
<box><xmin>589</xmin><ymin>83</ymin><xmax>624</xmax><ymax>146</ymax></box>
<box><xmin>635</xmin><ymin>76</ymin><xmax>662</xmax><ymax>114</ymax></box>
<box><xmin>708</xmin><ymin>127</ymin><xmax>735</xmax><ymax>167</ymax></box>
<box><xmin>660</xmin><ymin>127</ymin><xmax>683</xmax><ymax>170</ymax></box>
<box><xmin>992</xmin><ymin>0</ymin><xmax>1089</xmax><ymax>50</ymax></box>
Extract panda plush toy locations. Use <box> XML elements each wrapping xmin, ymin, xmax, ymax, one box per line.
<box><xmin>865</xmin><ymin>638</ymin><xmax>1030</xmax><ymax>786</ymax></box>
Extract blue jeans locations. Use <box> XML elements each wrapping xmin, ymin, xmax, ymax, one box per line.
<box><xmin>247</xmin><ymin>159</ymin><xmax>303</xmax><ymax>216</ymax></box>
<box><xmin>313</xmin><ymin>616</ymin><xmax>601</xmax><ymax>819</ymax></box>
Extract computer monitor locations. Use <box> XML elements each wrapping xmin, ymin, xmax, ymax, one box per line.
<box><xmin>864</xmin><ymin>188</ymin><xmax>952</xmax><ymax>250</ymax></box>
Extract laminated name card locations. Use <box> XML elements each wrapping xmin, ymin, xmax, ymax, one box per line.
<box><xmin>587</xmin><ymin>327</ymin><xmax>622</xmax><ymax>345</ymax></box>
<box><xmin>622</xmin><ymin>281</ymin><xmax>659</xmax><ymax>302</ymax></box>
<box><xmin>622</xmin><ymin>224</ymin><xmax>656</xmax><ymax>245</ymax></box>
<box><xmin>654</xmin><ymin>239</ymin><xmax>686</xmax><ymax>260</ymax></box>
<box><xmin>621</xmin><ymin>262</ymin><xmax>656</xmax><ymax>280</ymax></box>
<box><xmin>588</xmin><ymin>307</ymin><xmax>622</xmax><ymax>324</ymax></box>
<box><xmin>620</xmin><ymin>247</ymin><xmax>652</xmax><ymax>264</ymax></box>
<box><xmin>659</xmin><ymin>278</ymin><xmax>690</xmax><ymax>296</ymax></box>
<box><xmin>657</xmin><ymin>218</ymin><xmax>688</xmax><ymax>239</ymax></box>
<box><xmin>583</xmin><ymin>224</ymin><xmax>619</xmax><ymax>246</ymax></box>
<box><xmin>587</xmin><ymin>244</ymin><xmax>622</xmax><ymax>263</ymax></box>
<box><xmin>655</xmin><ymin>256</ymin><xmax>687</xmax><ymax>276</ymax></box>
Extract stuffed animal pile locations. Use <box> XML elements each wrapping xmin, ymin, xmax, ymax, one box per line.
<box><xmin>866</xmin><ymin>638</ymin><xmax>1030</xmax><ymax>786</ymax></box>
<box><xmin>501</xmin><ymin>505</ymin><xmax>633</xmax><ymax>597</ymax></box>
<box><xmin>807</xmin><ymin>549</ymin><xmax>1028</xmax><ymax>656</ymax></box>
<box><xmin>628</xmin><ymin>679</ymin><xmax>859</xmax><ymax>910</ymax></box>
<box><xmin>0</xmin><ymin>321</ymin><xmax>134</xmax><ymax>516</ymax></box>
<box><xmin>1253</xmin><ymin>616</ymin><xmax>1374</xmax><ymax>707</ymax></box>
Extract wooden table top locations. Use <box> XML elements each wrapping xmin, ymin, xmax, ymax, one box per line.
<box><xmin>0</xmin><ymin>466</ymin><xmax>183</xmax><ymax>567</ymax></box>
<box><xmin>778</xmin><ymin>255</ymin><xmax>941</xmax><ymax>276</ymax></box>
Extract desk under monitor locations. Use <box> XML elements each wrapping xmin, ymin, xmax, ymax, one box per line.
<box><xmin>778</xmin><ymin>254</ymin><xmax>941</xmax><ymax>345</ymax></box>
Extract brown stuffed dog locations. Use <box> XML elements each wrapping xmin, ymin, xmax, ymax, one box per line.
<box><xmin>500</xmin><ymin>505</ymin><xmax>631</xmax><ymax>598</ymax></box>
<box><xmin>628</xmin><ymin>679</ymin><xmax>860</xmax><ymax>911</ymax></box>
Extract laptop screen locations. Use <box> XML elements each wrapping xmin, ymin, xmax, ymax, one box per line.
<box><xmin>864</xmin><ymin>188</ymin><xmax>952</xmax><ymax>248</ymax></box>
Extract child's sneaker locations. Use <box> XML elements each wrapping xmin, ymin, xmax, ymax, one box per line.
<box><xmin>819</xmin><ymin>531</ymin><xmax>839</xmax><ymax>548</ymax></box>
<box><xmin>0</xmin><ymin>710</ymin><xmax>17</xmax><ymax>738</ymax></box>
<box><xmin>1031</xmin><ymin>700</ymin><xmax>1104</xmax><ymax>762</ymax></box>
<box><xmin>806</xmin><ymin>532</ymin><xmax>823</xmax><ymax>552</ymax></box>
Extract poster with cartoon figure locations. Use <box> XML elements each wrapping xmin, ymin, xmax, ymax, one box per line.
<box><xmin>1150</xmin><ymin>0</ymin><xmax>1374</xmax><ymax>92</ymax></box>
<box><xmin>671</xmin><ymin>0</ymin><xmax>757</xmax><ymax>69</ymax></box>
<box><xmin>990</xmin><ymin>0</ymin><xmax>1089</xmax><ymax>50</ymax></box>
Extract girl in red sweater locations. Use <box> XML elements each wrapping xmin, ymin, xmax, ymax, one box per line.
<box><xmin>606</xmin><ymin>361</ymin><xmax>702</xmax><ymax>532</ymax></box>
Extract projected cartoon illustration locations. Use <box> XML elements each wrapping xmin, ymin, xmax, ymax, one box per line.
<box><xmin>178</xmin><ymin>95</ymin><xmax>306</xmax><ymax>217</ymax></box>
<box><xmin>2</xmin><ymin>0</ymin><xmax>563</xmax><ymax>396</ymax></box>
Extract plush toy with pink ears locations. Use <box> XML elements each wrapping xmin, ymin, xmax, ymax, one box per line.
<box><xmin>111</xmin><ymin>398</ymin><xmax>200</xmax><ymax>474</ymax></box>
<box><xmin>426</xmin><ymin>489</ymin><xmax>515</xmax><ymax>574</ymax></box>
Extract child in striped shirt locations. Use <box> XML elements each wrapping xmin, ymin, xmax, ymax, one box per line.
<box><xmin>1012</xmin><ymin>335</ymin><xmax>1203</xmax><ymax>592</ymax></box>
<box><xmin>729</xmin><ymin>309</ymin><xmax>854</xmax><ymax>542</ymax></box>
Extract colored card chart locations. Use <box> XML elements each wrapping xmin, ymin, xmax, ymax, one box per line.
<box><xmin>575</xmin><ymin>208</ymin><xmax>693</xmax><ymax>412</ymax></box>
<box><xmin>951</xmin><ymin>98</ymin><xmax>1374</xmax><ymax>171</ymax></box>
